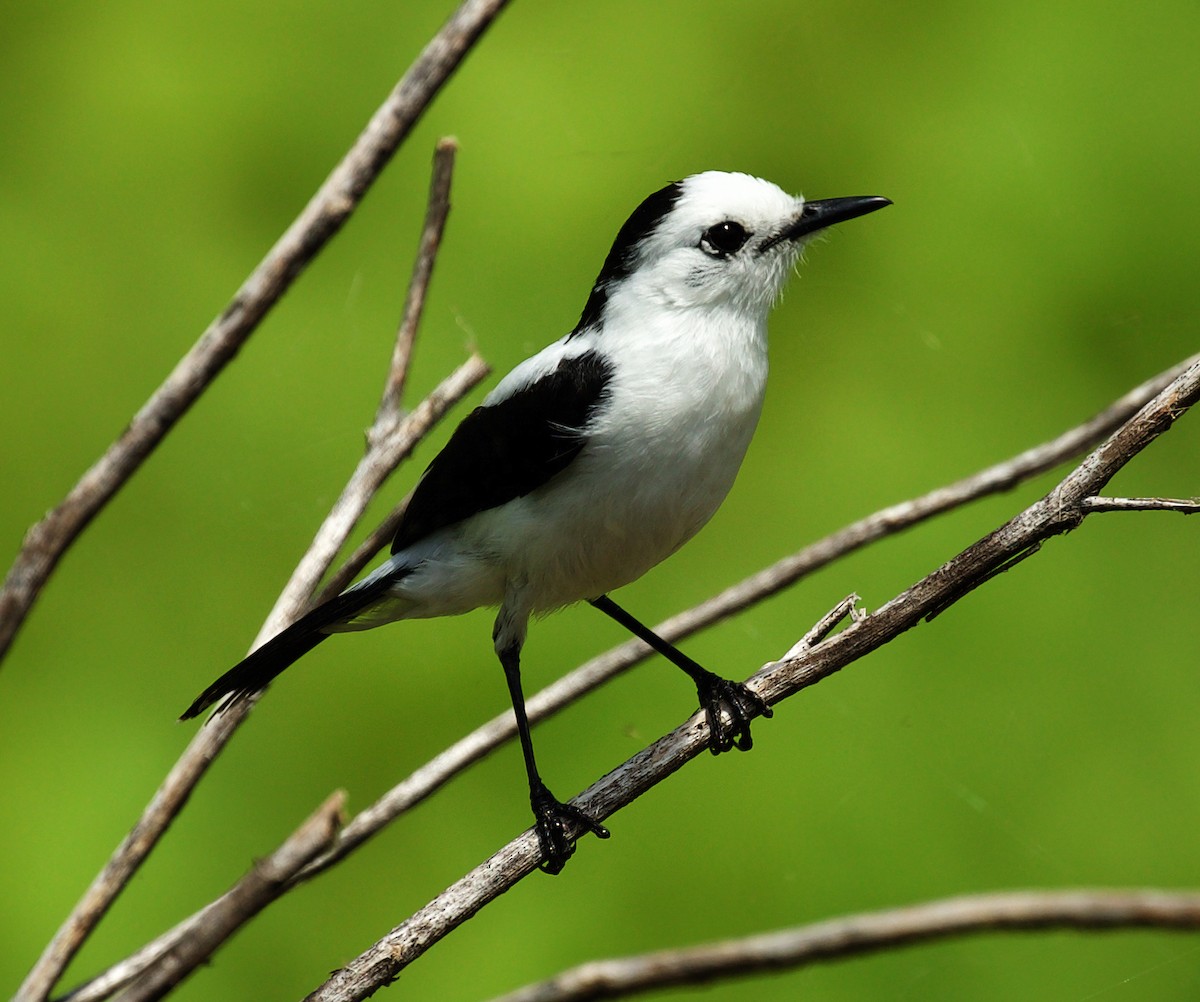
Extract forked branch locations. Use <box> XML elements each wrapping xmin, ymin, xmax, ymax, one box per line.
<box><xmin>298</xmin><ymin>359</ymin><xmax>1199</xmax><ymax>1002</ymax></box>
<box><xmin>17</xmin><ymin>139</ymin><xmax>483</xmax><ymax>1002</ymax></box>
<box><xmin>54</xmin><ymin>353</ymin><xmax>1198</xmax><ymax>1002</ymax></box>
<box><xmin>0</xmin><ymin>0</ymin><xmax>511</xmax><ymax>668</ymax></box>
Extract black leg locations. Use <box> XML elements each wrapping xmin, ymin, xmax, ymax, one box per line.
<box><xmin>498</xmin><ymin>643</ymin><xmax>609</xmax><ymax>874</ymax></box>
<box><xmin>589</xmin><ymin>594</ymin><xmax>772</xmax><ymax>754</ymax></box>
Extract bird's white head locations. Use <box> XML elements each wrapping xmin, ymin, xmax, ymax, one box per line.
<box><xmin>574</xmin><ymin>171</ymin><xmax>889</xmax><ymax>332</ymax></box>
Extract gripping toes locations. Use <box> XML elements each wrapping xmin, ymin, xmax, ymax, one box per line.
<box><xmin>697</xmin><ymin>674</ymin><xmax>773</xmax><ymax>754</ymax></box>
<box><xmin>531</xmin><ymin>785</ymin><xmax>610</xmax><ymax>875</ymax></box>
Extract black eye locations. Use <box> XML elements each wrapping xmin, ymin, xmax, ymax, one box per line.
<box><xmin>699</xmin><ymin>220</ymin><xmax>749</xmax><ymax>258</ymax></box>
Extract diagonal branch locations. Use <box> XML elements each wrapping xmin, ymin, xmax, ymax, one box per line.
<box><xmin>53</xmin><ymin>352</ymin><xmax>1199</xmax><ymax>1002</ymax></box>
<box><xmin>21</xmin><ymin>360</ymin><xmax>486</xmax><ymax>1002</ymax></box>
<box><xmin>374</xmin><ymin>140</ymin><xmax>459</xmax><ymax>426</ymax></box>
<box><xmin>16</xmin><ymin>140</ymin><xmax>483</xmax><ymax>1002</ymax></box>
<box><xmin>0</xmin><ymin>0</ymin><xmax>511</xmax><ymax>668</ymax></box>
<box><xmin>291</xmin><ymin>350</ymin><xmax>1200</xmax><ymax>867</ymax></box>
<box><xmin>115</xmin><ymin>793</ymin><xmax>347</xmax><ymax>1002</ymax></box>
<box><xmin>486</xmin><ymin>888</ymin><xmax>1200</xmax><ymax>1002</ymax></box>
<box><xmin>1079</xmin><ymin>495</ymin><xmax>1200</xmax><ymax>514</ymax></box>
<box><xmin>299</xmin><ymin>356</ymin><xmax>1199</xmax><ymax>1002</ymax></box>
<box><xmin>256</xmin><ymin>137</ymin><xmax>463</xmax><ymax>645</ymax></box>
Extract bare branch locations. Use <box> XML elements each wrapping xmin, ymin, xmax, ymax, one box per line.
<box><xmin>301</xmin><ymin>351</ymin><xmax>1200</xmax><ymax>861</ymax></box>
<box><xmin>255</xmin><ymin>352</ymin><xmax>488</xmax><ymax>646</ymax></box>
<box><xmin>24</xmin><ymin>350</ymin><xmax>487</xmax><ymax>1002</ymax></box>
<box><xmin>375</xmin><ymin>138</ymin><xmax>459</xmax><ymax>426</ymax></box>
<box><xmin>0</xmin><ymin>0</ymin><xmax>510</xmax><ymax>669</ymax></box>
<box><xmin>19</xmin><ymin>708</ymin><xmax>248</xmax><ymax>1002</ymax></box>
<box><xmin>25</xmin><ymin>355</ymin><xmax>488</xmax><ymax>1002</ymax></box>
<box><xmin>1080</xmin><ymin>495</ymin><xmax>1200</xmax><ymax>514</ymax></box>
<box><xmin>311</xmin><ymin>351</ymin><xmax>1200</xmax><ymax>863</ymax></box>
<box><xmin>16</xmin><ymin>137</ymin><xmax>483</xmax><ymax>1002</ymax></box>
<box><xmin>779</xmin><ymin>592</ymin><xmax>860</xmax><ymax>659</ymax></box>
<box><xmin>58</xmin><ymin>354</ymin><xmax>1200</xmax><ymax>1002</ymax></box>
<box><xmin>299</xmin><ymin>357</ymin><xmax>1200</xmax><ymax>1002</ymax></box>
<box><xmin>486</xmin><ymin>889</ymin><xmax>1200</xmax><ymax>1002</ymax></box>
<box><xmin>113</xmin><ymin>793</ymin><xmax>346</xmax><ymax>1002</ymax></box>
<box><xmin>257</xmin><ymin>138</ymin><xmax>465</xmax><ymax>643</ymax></box>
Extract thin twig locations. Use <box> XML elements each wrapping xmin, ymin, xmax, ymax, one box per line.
<box><xmin>317</xmin><ymin>500</ymin><xmax>413</xmax><ymax>601</ymax></box>
<box><xmin>778</xmin><ymin>592</ymin><xmax>860</xmax><ymax>661</ymax></box>
<box><xmin>258</xmin><ymin>138</ymin><xmax>461</xmax><ymax>644</ymax></box>
<box><xmin>375</xmin><ymin>138</ymin><xmax>459</xmax><ymax>427</ymax></box>
<box><xmin>300</xmin><ymin>357</ymin><xmax>1200</xmax><ymax>1002</ymax></box>
<box><xmin>57</xmin><ymin>354</ymin><xmax>1200</xmax><ymax>1002</ymax></box>
<box><xmin>486</xmin><ymin>889</ymin><xmax>1200</xmax><ymax>1002</ymax></box>
<box><xmin>307</xmin><ymin>351</ymin><xmax>1200</xmax><ymax>855</ymax></box>
<box><xmin>113</xmin><ymin>793</ymin><xmax>346</xmax><ymax>1002</ymax></box>
<box><xmin>1080</xmin><ymin>495</ymin><xmax>1200</xmax><ymax>514</ymax></box>
<box><xmin>16</xmin><ymin>139</ymin><xmax>482</xmax><ymax>1002</ymax></box>
<box><xmin>0</xmin><ymin>0</ymin><xmax>510</xmax><ymax>669</ymax></box>
<box><xmin>25</xmin><ymin>362</ymin><xmax>483</xmax><ymax>1002</ymax></box>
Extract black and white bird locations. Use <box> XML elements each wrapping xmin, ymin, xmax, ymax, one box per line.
<box><xmin>183</xmin><ymin>171</ymin><xmax>889</xmax><ymax>873</ymax></box>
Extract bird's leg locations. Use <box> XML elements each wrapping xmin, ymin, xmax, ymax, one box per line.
<box><xmin>589</xmin><ymin>595</ymin><xmax>772</xmax><ymax>754</ymax></box>
<box><xmin>497</xmin><ymin>642</ymin><xmax>610</xmax><ymax>874</ymax></box>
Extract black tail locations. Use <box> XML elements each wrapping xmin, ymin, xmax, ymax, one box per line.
<box><xmin>180</xmin><ymin>576</ymin><xmax>395</xmax><ymax>720</ymax></box>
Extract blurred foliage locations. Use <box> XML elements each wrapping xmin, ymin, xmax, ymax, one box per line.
<box><xmin>2</xmin><ymin>1</ymin><xmax>1199</xmax><ymax>999</ymax></box>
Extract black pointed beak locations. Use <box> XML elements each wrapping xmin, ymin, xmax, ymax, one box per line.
<box><xmin>762</xmin><ymin>195</ymin><xmax>891</xmax><ymax>250</ymax></box>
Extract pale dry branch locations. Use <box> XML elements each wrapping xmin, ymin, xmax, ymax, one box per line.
<box><xmin>301</xmin><ymin>351</ymin><xmax>1200</xmax><ymax>864</ymax></box>
<box><xmin>486</xmin><ymin>889</ymin><xmax>1200</xmax><ymax>1002</ymax></box>
<box><xmin>1080</xmin><ymin>495</ymin><xmax>1200</xmax><ymax>514</ymax></box>
<box><xmin>299</xmin><ymin>356</ymin><xmax>1199</xmax><ymax>1002</ymax></box>
<box><xmin>0</xmin><ymin>0</ymin><xmax>510</xmax><ymax>668</ymax></box>
<box><xmin>17</xmin><ymin>139</ymin><xmax>482</xmax><ymax>1002</ymax></box>
<box><xmin>24</xmin><ymin>359</ymin><xmax>486</xmax><ymax>1002</ymax></box>
<box><xmin>257</xmin><ymin>138</ymin><xmax>464</xmax><ymax>645</ymax></box>
<box><xmin>294</xmin><ymin>351</ymin><xmax>1200</xmax><ymax>864</ymax></box>
<box><xmin>375</xmin><ymin>138</ymin><xmax>459</xmax><ymax>425</ymax></box>
<box><xmin>58</xmin><ymin>355</ymin><xmax>1200</xmax><ymax>1002</ymax></box>
<box><xmin>114</xmin><ymin>793</ymin><xmax>346</xmax><ymax>1002</ymax></box>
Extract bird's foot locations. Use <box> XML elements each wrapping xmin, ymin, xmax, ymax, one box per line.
<box><xmin>696</xmin><ymin>672</ymin><xmax>773</xmax><ymax>754</ymax></box>
<box><xmin>530</xmin><ymin>784</ymin><xmax>610</xmax><ymax>875</ymax></box>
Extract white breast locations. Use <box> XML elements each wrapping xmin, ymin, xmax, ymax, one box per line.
<box><xmin>497</xmin><ymin>304</ymin><xmax>769</xmax><ymax>610</ymax></box>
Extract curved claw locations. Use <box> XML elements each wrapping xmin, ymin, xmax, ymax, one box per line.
<box><xmin>531</xmin><ymin>785</ymin><xmax>610</xmax><ymax>875</ymax></box>
<box><xmin>696</xmin><ymin>675</ymin><xmax>773</xmax><ymax>755</ymax></box>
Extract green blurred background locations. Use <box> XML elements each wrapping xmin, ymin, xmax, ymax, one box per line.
<box><xmin>3</xmin><ymin>1</ymin><xmax>1199</xmax><ymax>999</ymax></box>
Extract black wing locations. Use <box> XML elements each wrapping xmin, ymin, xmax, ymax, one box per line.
<box><xmin>391</xmin><ymin>349</ymin><xmax>614</xmax><ymax>554</ymax></box>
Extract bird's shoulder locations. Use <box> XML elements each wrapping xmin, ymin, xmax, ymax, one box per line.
<box><xmin>390</xmin><ymin>340</ymin><xmax>615</xmax><ymax>553</ymax></box>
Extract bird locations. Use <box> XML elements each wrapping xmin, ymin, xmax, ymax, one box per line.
<box><xmin>182</xmin><ymin>171</ymin><xmax>890</xmax><ymax>874</ymax></box>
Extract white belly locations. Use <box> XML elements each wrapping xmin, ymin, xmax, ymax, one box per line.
<box><xmin>353</xmin><ymin>310</ymin><xmax>770</xmax><ymax>624</ymax></box>
<box><xmin>488</xmin><ymin>316</ymin><xmax>768</xmax><ymax>610</ymax></box>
